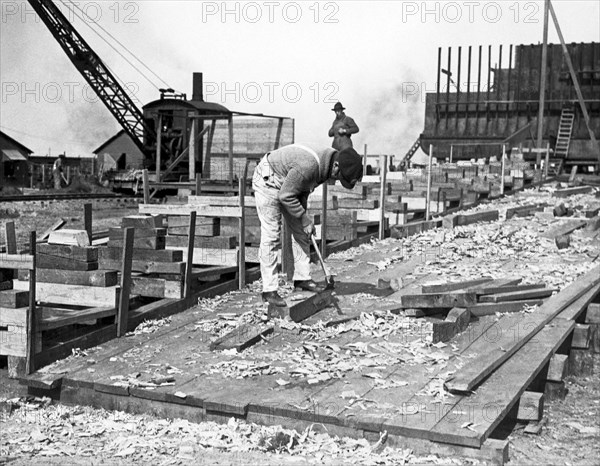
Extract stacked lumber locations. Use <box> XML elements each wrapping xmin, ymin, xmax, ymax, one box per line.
<box><xmin>309</xmin><ymin>185</ymin><xmax>379</xmax><ymax>241</ymax></box>
<box><xmin>98</xmin><ymin>215</ymin><xmax>187</xmax><ymax>299</ymax></box>
<box><xmin>0</xmin><ymin>252</ymin><xmax>35</xmax><ymax>361</ymax></box>
<box><xmin>388</xmin><ymin>277</ymin><xmax>555</xmax><ymax>343</ymax></box>
<box><xmin>13</xmin><ymin>230</ymin><xmax>121</xmax><ymax>307</ymax></box>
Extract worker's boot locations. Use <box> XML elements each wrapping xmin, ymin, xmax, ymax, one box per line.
<box><xmin>261</xmin><ymin>291</ymin><xmax>286</xmax><ymax>307</ymax></box>
<box><xmin>293</xmin><ymin>280</ymin><xmax>326</xmax><ymax>292</ymax></box>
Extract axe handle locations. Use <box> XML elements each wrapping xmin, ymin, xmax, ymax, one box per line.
<box><xmin>310</xmin><ymin>234</ymin><xmax>329</xmax><ymax>277</ymax></box>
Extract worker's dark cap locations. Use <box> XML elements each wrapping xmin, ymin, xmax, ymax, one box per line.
<box><xmin>338</xmin><ymin>147</ymin><xmax>362</xmax><ymax>189</ymax></box>
<box><xmin>332</xmin><ymin>102</ymin><xmax>345</xmax><ymax>111</ymax></box>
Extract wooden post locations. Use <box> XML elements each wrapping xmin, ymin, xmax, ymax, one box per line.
<box><xmin>379</xmin><ymin>155</ymin><xmax>388</xmax><ymax>240</ymax></box>
<box><xmin>185</xmin><ymin>211</ymin><xmax>196</xmax><ymax>298</ymax></box>
<box><xmin>117</xmin><ymin>227</ymin><xmax>134</xmax><ymax>337</ymax></box>
<box><xmin>321</xmin><ymin>182</ymin><xmax>328</xmax><ymax>257</ymax></box>
<box><xmin>238</xmin><ymin>178</ymin><xmax>246</xmax><ymax>289</ymax></box>
<box><xmin>189</xmin><ymin>118</ymin><xmax>196</xmax><ymax>181</ymax></box>
<box><xmin>84</xmin><ymin>203</ymin><xmax>92</xmax><ymax>244</ymax></box>
<box><xmin>449</xmin><ymin>145</ymin><xmax>453</xmax><ymax>163</ymax></box>
<box><xmin>156</xmin><ymin>114</ymin><xmax>163</xmax><ymax>181</ymax></box>
<box><xmin>426</xmin><ymin>145</ymin><xmax>434</xmax><ymax>221</ymax></box>
<box><xmin>500</xmin><ymin>145</ymin><xmax>506</xmax><ymax>196</ymax></box>
<box><xmin>195</xmin><ymin>177</ymin><xmax>201</xmax><ymax>195</ymax></box>
<box><xmin>536</xmin><ymin>0</ymin><xmax>550</xmax><ymax>166</ymax></box>
<box><xmin>26</xmin><ymin>231</ymin><xmax>36</xmax><ymax>374</ymax></box>
<box><xmin>228</xmin><ymin>116</ymin><xmax>234</xmax><ymax>184</ymax></box>
<box><xmin>142</xmin><ymin>169</ymin><xmax>150</xmax><ymax>203</ymax></box>
<box><xmin>363</xmin><ymin>144</ymin><xmax>368</xmax><ymax>176</ymax></box>
<box><xmin>549</xmin><ymin>2</ymin><xmax>600</xmax><ymax>164</ymax></box>
<box><xmin>204</xmin><ymin>119</ymin><xmax>216</xmax><ymax>178</ymax></box>
<box><xmin>5</xmin><ymin>221</ymin><xmax>17</xmax><ymax>254</ymax></box>
<box><xmin>544</xmin><ymin>143</ymin><xmax>550</xmax><ymax>179</ymax></box>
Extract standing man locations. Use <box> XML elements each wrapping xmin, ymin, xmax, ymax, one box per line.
<box><xmin>52</xmin><ymin>154</ymin><xmax>67</xmax><ymax>189</ymax></box>
<box><xmin>253</xmin><ymin>143</ymin><xmax>363</xmax><ymax>307</ymax></box>
<box><xmin>328</xmin><ymin>102</ymin><xmax>359</xmax><ymax>150</ymax></box>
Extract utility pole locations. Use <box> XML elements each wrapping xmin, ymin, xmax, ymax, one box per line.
<box><xmin>535</xmin><ymin>0</ymin><xmax>550</xmax><ymax>167</ymax></box>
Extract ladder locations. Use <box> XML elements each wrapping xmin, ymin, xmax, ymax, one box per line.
<box><xmin>555</xmin><ymin>106</ymin><xmax>575</xmax><ymax>161</ymax></box>
<box><xmin>400</xmin><ymin>138</ymin><xmax>421</xmax><ymax>167</ymax></box>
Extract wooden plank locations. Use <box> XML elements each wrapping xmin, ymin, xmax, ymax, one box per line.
<box><xmin>400</xmin><ymin>292</ymin><xmax>477</xmax><ymax>309</ymax></box>
<box><xmin>467</xmin><ymin>300</ymin><xmax>544</xmax><ymax>316</ymax></box>
<box><xmin>108</xmin><ymin>227</ymin><xmax>166</xmax><ymax>240</ymax></box>
<box><xmin>554</xmin><ymin>283</ymin><xmax>599</xmax><ymax>321</ymax></box>
<box><xmin>12</xmin><ymin>280</ymin><xmax>120</xmax><ymax>307</ymax></box>
<box><xmin>98</xmin><ymin>246</ymin><xmax>182</xmax><ymax>262</ymax></box>
<box><xmin>444</xmin><ymin>265</ymin><xmax>600</xmax><ymax>393</ymax></box>
<box><xmin>48</xmin><ymin>229</ymin><xmax>90</xmax><ymax>247</ymax></box>
<box><xmin>36</xmin><ymin>254</ymin><xmax>98</xmax><ymax>271</ymax></box>
<box><xmin>38</xmin><ymin>306</ymin><xmax>116</xmax><ymax>331</ymax></box>
<box><xmin>168</xmin><ymin>216</ymin><xmax>225</xmax><ymax>229</ymax></box>
<box><xmin>430</xmin><ymin>319</ymin><xmax>574</xmax><ymax>447</ymax></box>
<box><xmin>165</xmin><ymin>235</ymin><xmax>236</xmax><ymax>249</ymax></box>
<box><xmin>456</xmin><ymin>210</ymin><xmax>499</xmax><ymax>226</ymax></box>
<box><xmin>98</xmin><ymin>258</ymin><xmax>185</xmax><ymax>275</ymax></box>
<box><xmin>35</xmin><ymin>324</ymin><xmax>118</xmax><ymax>369</ymax></box>
<box><xmin>130</xmin><ymin>276</ymin><xmax>183</xmax><ymax>299</ymax></box>
<box><xmin>515</xmin><ymin>391</ymin><xmax>544</xmax><ymax>422</ymax></box>
<box><xmin>539</xmin><ymin>219</ymin><xmax>587</xmax><ymax>239</ymax></box>
<box><xmin>479</xmin><ymin>288</ymin><xmax>556</xmax><ymax>303</ymax></box>
<box><xmin>107</xmin><ymin>236</ymin><xmax>166</xmax><ymax>250</ymax></box>
<box><xmin>267</xmin><ymin>290</ymin><xmax>335</xmax><ymax>323</ymax></box>
<box><xmin>18</xmin><ymin>268</ymin><xmax>118</xmax><ymax>287</ymax></box>
<box><xmin>0</xmin><ymin>306</ymin><xmax>26</xmax><ymax>327</ymax></box>
<box><xmin>121</xmin><ymin>215</ymin><xmax>165</xmax><ymax>228</ymax></box>
<box><xmin>166</xmin><ymin>246</ymin><xmax>239</xmax><ymax>267</ymax></box>
<box><xmin>38</xmin><ymin>218</ymin><xmax>66</xmax><ymax>242</ymax></box>
<box><xmin>506</xmin><ymin>204</ymin><xmax>547</xmax><ymax>219</ymax></box>
<box><xmin>337</xmin><ymin>198</ymin><xmax>378</xmax><ymax>209</ymax></box>
<box><xmin>188</xmin><ymin>195</ymin><xmax>254</xmax><ymax>207</ymax></box>
<box><xmin>0</xmin><ymin>254</ymin><xmax>34</xmax><ymax>270</ymax></box>
<box><xmin>167</xmin><ymin>224</ymin><xmax>220</xmax><ymax>236</ymax></box>
<box><xmin>553</xmin><ymin>186</ymin><xmax>593</xmax><ymax>197</ymax></box>
<box><xmin>36</xmin><ymin>243</ymin><xmax>98</xmax><ymax>261</ymax></box>
<box><xmin>421</xmin><ymin>278</ymin><xmax>492</xmax><ymax>294</ymax></box>
<box><xmin>209</xmin><ymin>323</ymin><xmax>274</xmax><ymax>351</ymax></box>
<box><xmin>0</xmin><ymin>290</ymin><xmax>29</xmax><ymax>308</ymax></box>
<box><xmin>0</xmin><ymin>325</ymin><xmax>27</xmax><ymax>357</ymax></box>
<box><xmin>117</xmin><ymin>228</ymin><xmax>134</xmax><ymax>337</ymax></box>
<box><xmin>139</xmin><ymin>203</ymin><xmax>242</xmax><ymax>218</ymax></box>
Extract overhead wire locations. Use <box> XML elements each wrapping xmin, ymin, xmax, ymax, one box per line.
<box><xmin>65</xmin><ymin>0</ymin><xmax>171</xmax><ymax>89</ymax></box>
<box><xmin>59</xmin><ymin>0</ymin><xmax>170</xmax><ymax>97</ymax></box>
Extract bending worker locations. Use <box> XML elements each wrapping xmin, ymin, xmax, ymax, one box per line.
<box><xmin>253</xmin><ymin>143</ymin><xmax>363</xmax><ymax>307</ymax></box>
<box><xmin>328</xmin><ymin>102</ymin><xmax>359</xmax><ymax>150</ymax></box>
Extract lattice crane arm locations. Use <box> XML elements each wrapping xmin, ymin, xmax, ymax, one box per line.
<box><xmin>27</xmin><ymin>0</ymin><xmax>155</xmax><ymax>156</ymax></box>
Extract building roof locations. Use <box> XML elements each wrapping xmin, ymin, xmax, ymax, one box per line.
<box><xmin>93</xmin><ymin>130</ymin><xmax>131</xmax><ymax>154</ymax></box>
<box><xmin>0</xmin><ymin>130</ymin><xmax>34</xmax><ymax>154</ymax></box>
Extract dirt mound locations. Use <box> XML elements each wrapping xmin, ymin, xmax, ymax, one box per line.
<box><xmin>64</xmin><ymin>175</ymin><xmax>114</xmax><ymax>194</ymax></box>
<box><xmin>0</xmin><ymin>186</ymin><xmax>23</xmax><ymax>195</ymax></box>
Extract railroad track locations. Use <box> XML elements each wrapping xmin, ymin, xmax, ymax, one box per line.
<box><xmin>0</xmin><ymin>192</ymin><xmax>137</xmax><ymax>202</ymax></box>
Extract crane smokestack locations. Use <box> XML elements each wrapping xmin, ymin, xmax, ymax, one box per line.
<box><xmin>192</xmin><ymin>72</ymin><xmax>203</xmax><ymax>101</ymax></box>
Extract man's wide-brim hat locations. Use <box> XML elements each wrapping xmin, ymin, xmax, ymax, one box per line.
<box><xmin>332</xmin><ymin>102</ymin><xmax>346</xmax><ymax>111</ymax></box>
<box><xmin>338</xmin><ymin>147</ymin><xmax>363</xmax><ymax>189</ymax></box>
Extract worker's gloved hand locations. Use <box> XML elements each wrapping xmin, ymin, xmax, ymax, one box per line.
<box><xmin>338</xmin><ymin>128</ymin><xmax>346</xmax><ymax>135</ymax></box>
<box><xmin>302</xmin><ymin>219</ymin><xmax>316</xmax><ymax>237</ymax></box>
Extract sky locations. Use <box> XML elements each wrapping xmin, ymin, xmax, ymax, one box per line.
<box><xmin>1</xmin><ymin>0</ymin><xmax>599</xmax><ymax>157</ymax></box>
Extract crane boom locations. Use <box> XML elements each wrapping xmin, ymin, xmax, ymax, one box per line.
<box><xmin>27</xmin><ymin>0</ymin><xmax>154</xmax><ymax>155</ymax></box>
